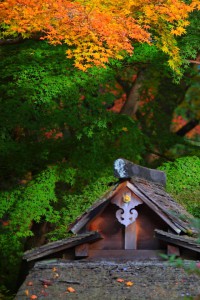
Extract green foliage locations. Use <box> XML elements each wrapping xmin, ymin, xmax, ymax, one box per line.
<box><xmin>126</xmin><ymin>44</ymin><xmax>160</xmax><ymax>65</ymax></box>
<box><xmin>48</xmin><ymin>172</ymin><xmax>115</xmax><ymax>240</ymax></box>
<box><xmin>0</xmin><ymin>285</ymin><xmax>14</xmax><ymax>300</ymax></box>
<box><xmin>0</xmin><ymin>41</ymin><xmax>146</xmax><ymax>293</ymax></box>
<box><xmin>0</xmin><ymin>164</ymin><xmax>76</xmax><ymax>290</ymax></box>
<box><xmin>0</xmin><ymin>40</ymin><xmax>145</xmax><ymax>181</ymax></box>
<box><xmin>179</xmin><ymin>10</ymin><xmax>200</xmax><ymax>71</ymax></box>
<box><xmin>159</xmin><ymin>156</ymin><xmax>200</xmax><ymax>217</ymax></box>
<box><xmin>0</xmin><ymin>162</ymin><xmax>115</xmax><ymax>295</ymax></box>
<box><xmin>0</xmin><ymin>41</ymin><xmax>75</xmax><ymax>177</ymax></box>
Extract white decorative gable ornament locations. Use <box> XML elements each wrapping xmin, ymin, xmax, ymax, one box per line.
<box><xmin>111</xmin><ymin>192</ymin><xmax>143</xmax><ymax>227</ymax></box>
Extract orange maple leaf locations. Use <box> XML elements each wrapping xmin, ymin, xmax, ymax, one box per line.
<box><xmin>67</xmin><ymin>287</ymin><xmax>76</xmax><ymax>293</ymax></box>
<box><xmin>30</xmin><ymin>295</ymin><xmax>38</xmax><ymax>299</ymax></box>
<box><xmin>0</xmin><ymin>0</ymin><xmax>199</xmax><ymax>71</ymax></box>
<box><xmin>126</xmin><ymin>281</ymin><xmax>134</xmax><ymax>286</ymax></box>
<box><xmin>116</xmin><ymin>278</ymin><xmax>124</xmax><ymax>283</ymax></box>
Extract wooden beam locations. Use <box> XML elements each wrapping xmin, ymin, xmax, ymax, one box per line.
<box><xmin>167</xmin><ymin>229</ymin><xmax>180</xmax><ymax>256</ymax></box>
<box><xmin>88</xmin><ymin>249</ymin><xmax>165</xmax><ymax>260</ymax></box>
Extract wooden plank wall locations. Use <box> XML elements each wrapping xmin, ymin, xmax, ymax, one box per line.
<box><xmin>136</xmin><ymin>204</ymin><xmax>168</xmax><ymax>249</ymax></box>
<box><xmin>88</xmin><ymin>203</ymin><xmax>124</xmax><ymax>250</ymax></box>
<box><xmin>87</xmin><ymin>190</ymin><xmax>169</xmax><ymax>251</ymax></box>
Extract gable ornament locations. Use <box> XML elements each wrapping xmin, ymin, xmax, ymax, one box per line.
<box><xmin>111</xmin><ymin>192</ymin><xmax>143</xmax><ymax>227</ymax></box>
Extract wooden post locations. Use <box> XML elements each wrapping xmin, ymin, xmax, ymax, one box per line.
<box><xmin>167</xmin><ymin>244</ymin><xmax>180</xmax><ymax>256</ymax></box>
<box><xmin>125</xmin><ymin>221</ymin><xmax>137</xmax><ymax>249</ymax></box>
<box><xmin>167</xmin><ymin>229</ymin><xmax>180</xmax><ymax>256</ymax></box>
<box><xmin>75</xmin><ymin>243</ymin><xmax>89</xmax><ymax>258</ymax></box>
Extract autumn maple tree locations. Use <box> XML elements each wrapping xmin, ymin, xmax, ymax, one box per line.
<box><xmin>0</xmin><ymin>0</ymin><xmax>199</xmax><ymax>71</ymax></box>
<box><xmin>0</xmin><ymin>2</ymin><xmax>200</xmax><ymax>297</ymax></box>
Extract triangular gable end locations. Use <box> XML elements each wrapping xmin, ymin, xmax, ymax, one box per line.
<box><xmin>68</xmin><ymin>179</ymin><xmax>193</xmax><ymax>235</ymax></box>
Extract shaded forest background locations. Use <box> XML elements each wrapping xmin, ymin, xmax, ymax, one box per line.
<box><xmin>0</xmin><ymin>2</ymin><xmax>200</xmax><ymax>298</ymax></box>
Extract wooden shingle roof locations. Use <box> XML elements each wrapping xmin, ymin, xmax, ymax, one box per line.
<box><xmin>128</xmin><ymin>177</ymin><xmax>193</xmax><ymax>234</ymax></box>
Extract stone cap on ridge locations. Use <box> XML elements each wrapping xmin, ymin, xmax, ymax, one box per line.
<box><xmin>114</xmin><ymin>158</ymin><xmax>166</xmax><ymax>186</ymax></box>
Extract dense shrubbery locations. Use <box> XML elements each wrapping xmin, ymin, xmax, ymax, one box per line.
<box><xmin>0</xmin><ymin>164</ymin><xmax>72</xmax><ymax>290</ymax></box>
<box><xmin>159</xmin><ymin>156</ymin><xmax>200</xmax><ymax>218</ymax></box>
<box><xmin>0</xmin><ymin>163</ymin><xmax>115</xmax><ymax>292</ymax></box>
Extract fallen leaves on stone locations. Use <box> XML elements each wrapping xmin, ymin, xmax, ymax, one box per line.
<box><xmin>30</xmin><ymin>295</ymin><xmax>38</xmax><ymax>299</ymax></box>
<box><xmin>67</xmin><ymin>287</ymin><xmax>76</xmax><ymax>293</ymax></box>
<box><xmin>116</xmin><ymin>278</ymin><xmax>134</xmax><ymax>287</ymax></box>
<box><xmin>126</xmin><ymin>281</ymin><xmax>134</xmax><ymax>286</ymax></box>
<box><xmin>116</xmin><ymin>278</ymin><xmax>124</xmax><ymax>283</ymax></box>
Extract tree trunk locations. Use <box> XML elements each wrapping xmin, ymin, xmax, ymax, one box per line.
<box><xmin>120</xmin><ymin>69</ymin><xmax>146</xmax><ymax>117</ymax></box>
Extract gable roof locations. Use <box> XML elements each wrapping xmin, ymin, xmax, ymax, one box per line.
<box><xmin>68</xmin><ymin>178</ymin><xmax>194</xmax><ymax>235</ymax></box>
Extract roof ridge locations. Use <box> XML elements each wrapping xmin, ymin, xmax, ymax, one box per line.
<box><xmin>114</xmin><ymin>158</ymin><xmax>166</xmax><ymax>186</ymax></box>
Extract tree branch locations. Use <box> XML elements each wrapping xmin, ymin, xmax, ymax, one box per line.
<box><xmin>176</xmin><ymin>119</ymin><xmax>199</xmax><ymax>136</ymax></box>
<box><xmin>0</xmin><ymin>37</ymin><xmax>24</xmax><ymax>46</ymax></box>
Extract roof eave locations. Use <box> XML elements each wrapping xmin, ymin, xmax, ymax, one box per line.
<box><xmin>155</xmin><ymin>229</ymin><xmax>200</xmax><ymax>253</ymax></box>
<box><xmin>23</xmin><ymin>231</ymin><xmax>102</xmax><ymax>262</ymax></box>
